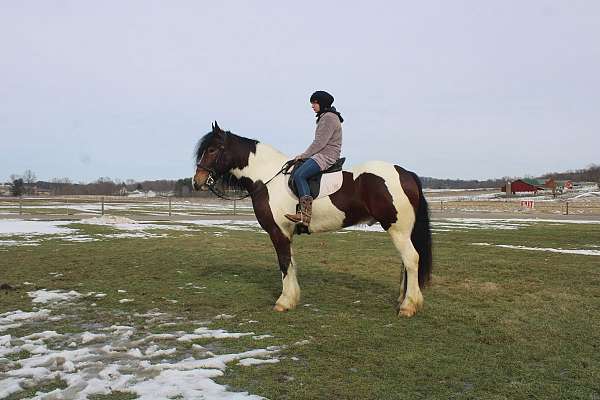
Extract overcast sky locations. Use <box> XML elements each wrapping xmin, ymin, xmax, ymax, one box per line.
<box><xmin>1</xmin><ymin>1</ymin><xmax>598</xmax><ymax>183</ymax></box>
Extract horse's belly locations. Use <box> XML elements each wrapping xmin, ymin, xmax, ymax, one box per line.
<box><xmin>309</xmin><ymin>197</ymin><xmax>346</xmax><ymax>233</ymax></box>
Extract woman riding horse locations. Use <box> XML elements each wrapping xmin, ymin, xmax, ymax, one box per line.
<box><xmin>284</xmin><ymin>91</ymin><xmax>344</xmax><ymax>228</ymax></box>
<box><xmin>193</xmin><ymin>120</ymin><xmax>432</xmax><ymax>317</ymax></box>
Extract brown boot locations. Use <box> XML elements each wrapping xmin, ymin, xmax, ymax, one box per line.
<box><xmin>299</xmin><ymin>195</ymin><xmax>313</xmax><ymax>226</ymax></box>
<box><xmin>284</xmin><ymin>196</ymin><xmax>313</xmax><ymax>227</ymax></box>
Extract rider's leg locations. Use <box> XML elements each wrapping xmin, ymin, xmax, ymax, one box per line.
<box><xmin>294</xmin><ymin>159</ymin><xmax>321</xmax><ymax>197</ymax></box>
<box><xmin>285</xmin><ymin>159</ymin><xmax>321</xmax><ymax>225</ymax></box>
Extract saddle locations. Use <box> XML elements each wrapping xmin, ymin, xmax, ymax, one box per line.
<box><xmin>287</xmin><ymin>158</ymin><xmax>345</xmax><ymax>199</ymax></box>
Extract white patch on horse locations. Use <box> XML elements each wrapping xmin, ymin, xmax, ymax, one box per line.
<box><xmin>230</xmin><ymin>143</ymin><xmax>297</xmax><ymax>237</ymax></box>
<box><xmin>309</xmin><ymin>196</ymin><xmax>346</xmax><ymax>233</ymax></box>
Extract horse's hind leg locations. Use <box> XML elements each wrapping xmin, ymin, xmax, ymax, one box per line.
<box><xmin>388</xmin><ymin>227</ymin><xmax>423</xmax><ymax>317</ymax></box>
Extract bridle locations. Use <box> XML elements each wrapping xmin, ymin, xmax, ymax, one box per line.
<box><xmin>196</xmin><ymin>145</ymin><xmax>296</xmax><ymax>201</ymax></box>
<box><xmin>196</xmin><ymin>144</ymin><xmax>226</xmax><ymax>188</ymax></box>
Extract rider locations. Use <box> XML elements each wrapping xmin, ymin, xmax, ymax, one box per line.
<box><xmin>285</xmin><ymin>90</ymin><xmax>344</xmax><ymax>227</ymax></box>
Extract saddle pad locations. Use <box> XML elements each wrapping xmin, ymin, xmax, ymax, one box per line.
<box><xmin>316</xmin><ymin>171</ymin><xmax>344</xmax><ymax>199</ymax></box>
<box><xmin>285</xmin><ymin>170</ymin><xmax>344</xmax><ymax>200</ymax></box>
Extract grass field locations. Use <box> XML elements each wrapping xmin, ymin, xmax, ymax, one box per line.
<box><xmin>1</xmin><ymin>217</ymin><xmax>599</xmax><ymax>399</ymax></box>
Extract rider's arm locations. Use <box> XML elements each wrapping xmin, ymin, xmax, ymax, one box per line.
<box><xmin>299</xmin><ymin>113</ymin><xmax>337</xmax><ymax>159</ymax></box>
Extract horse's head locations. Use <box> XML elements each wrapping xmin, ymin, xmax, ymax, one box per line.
<box><xmin>192</xmin><ymin>121</ymin><xmax>230</xmax><ymax>191</ymax></box>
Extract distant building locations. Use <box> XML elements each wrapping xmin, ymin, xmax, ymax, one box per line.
<box><xmin>501</xmin><ymin>179</ymin><xmax>545</xmax><ymax>194</ymax></box>
<box><xmin>127</xmin><ymin>190</ymin><xmax>157</xmax><ymax>198</ymax></box>
<box><xmin>0</xmin><ymin>184</ymin><xmax>11</xmax><ymax>196</ymax></box>
<box><xmin>544</xmin><ymin>178</ymin><xmax>573</xmax><ymax>194</ymax></box>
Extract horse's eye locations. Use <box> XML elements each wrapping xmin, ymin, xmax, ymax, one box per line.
<box><xmin>208</xmin><ymin>147</ymin><xmax>217</xmax><ymax>154</ymax></box>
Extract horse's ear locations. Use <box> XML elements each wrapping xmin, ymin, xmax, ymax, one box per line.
<box><xmin>211</xmin><ymin>122</ymin><xmax>215</xmax><ymax>131</ymax></box>
<box><xmin>213</xmin><ymin>121</ymin><xmax>221</xmax><ymax>132</ymax></box>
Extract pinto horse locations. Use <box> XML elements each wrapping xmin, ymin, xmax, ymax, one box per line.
<box><xmin>193</xmin><ymin>122</ymin><xmax>432</xmax><ymax>317</ymax></box>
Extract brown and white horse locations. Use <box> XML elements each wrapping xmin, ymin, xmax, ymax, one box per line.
<box><xmin>193</xmin><ymin>123</ymin><xmax>432</xmax><ymax>317</ymax></box>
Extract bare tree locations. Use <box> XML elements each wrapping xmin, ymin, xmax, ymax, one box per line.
<box><xmin>22</xmin><ymin>169</ymin><xmax>37</xmax><ymax>184</ymax></box>
<box><xmin>19</xmin><ymin>170</ymin><xmax>37</xmax><ymax>194</ymax></box>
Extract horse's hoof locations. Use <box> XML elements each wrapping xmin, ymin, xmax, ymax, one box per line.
<box><xmin>398</xmin><ymin>304</ymin><xmax>416</xmax><ymax>318</ymax></box>
<box><xmin>273</xmin><ymin>304</ymin><xmax>288</xmax><ymax>312</ymax></box>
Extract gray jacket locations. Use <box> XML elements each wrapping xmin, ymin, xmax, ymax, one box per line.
<box><xmin>300</xmin><ymin>112</ymin><xmax>343</xmax><ymax>170</ymax></box>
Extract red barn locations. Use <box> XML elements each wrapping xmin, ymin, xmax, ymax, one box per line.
<box><xmin>501</xmin><ymin>179</ymin><xmax>545</xmax><ymax>194</ymax></box>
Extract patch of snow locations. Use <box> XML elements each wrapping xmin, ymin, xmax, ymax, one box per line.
<box><xmin>81</xmin><ymin>332</ymin><xmax>106</xmax><ymax>344</ymax></box>
<box><xmin>28</xmin><ymin>289</ymin><xmax>81</xmax><ymax>304</ymax></box>
<box><xmin>178</xmin><ymin>327</ymin><xmax>254</xmax><ymax>342</ymax></box>
<box><xmin>572</xmin><ymin>191</ymin><xmax>600</xmax><ymax>199</ymax></box>
<box><xmin>22</xmin><ymin>330</ymin><xmax>61</xmax><ymax>342</ymax></box>
<box><xmin>61</xmin><ymin>235</ymin><xmax>98</xmax><ymax>242</ymax></box>
<box><xmin>238</xmin><ymin>357</ymin><xmax>280</xmax><ymax>367</ymax></box>
<box><xmin>0</xmin><ymin>309</ymin><xmax>51</xmax><ymax>332</ymax></box>
<box><xmin>119</xmin><ymin>298</ymin><xmax>134</xmax><ymax>303</ymax></box>
<box><xmin>101</xmin><ymin>232</ymin><xmax>168</xmax><ymax>239</ymax></box>
<box><xmin>180</xmin><ymin>219</ymin><xmax>261</xmax><ymax>232</ymax></box>
<box><xmin>2</xmin><ymin>316</ymin><xmax>280</xmax><ymax>400</ymax></box>
<box><xmin>472</xmin><ymin>243</ymin><xmax>600</xmax><ymax>256</ymax></box>
<box><xmin>252</xmin><ymin>335</ymin><xmax>273</xmax><ymax>340</ymax></box>
<box><xmin>343</xmin><ymin>224</ymin><xmax>385</xmax><ymax>232</ymax></box>
<box><xmin>0</xmin><ymin>239</ymin><xmax>40</xmax><ymax>246</ymax></box>
<box><xmin>214</xmin><ymin>314</ymin><xmax>235</xmax><ymax>320</ymax></box>
<box><xmin>0</xmin><ymin>219</ymin><xmax>74</xmax><ymax>236</ymax></box>
<box><xmin>81</xmin><ymin>215</ymin><xmax>138</xmax><ymax>225</ymax></box>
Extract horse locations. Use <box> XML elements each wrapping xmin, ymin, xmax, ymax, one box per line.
<box><xmin>192</xmin><ymin>122</ymin><xmax>432</xmax><ymax>317</ymax></box>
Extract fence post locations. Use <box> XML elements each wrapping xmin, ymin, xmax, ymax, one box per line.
<box><xmin>169</xmin><ymin>197</ymin><xmax>172</xmax><ymax>217</ymax></box>
<box><xmin>19</xmin><ymin>197</ymin><xmax>22</xmax><ymax>216</ymax></box>
<box><xmin>65</xmin><ymin>197</ymin><xmax>69</xmax><ymax>216</ymax></box>
<box><xmin>565</xmin><ymin>201</ymin><xmax>569</xmax><ymax>216</ymax></box>
<box><xmin>101</xmin><ymin>197</ymin><xmax>105</xmax><ymax>216</ymax></box>
<box><xmin>233</xmin><ymin>199</ymin><xmax>237</xmax><ymax>216</ymax></box>
<box><xmin>440</xmin><ymin>200</ymin><xmax>443</xmax><ymax>211</ymax></box>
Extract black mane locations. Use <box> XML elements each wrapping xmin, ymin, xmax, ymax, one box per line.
<box><xmin>194</xmin><ymin>131</ymin><xmax>217</xmax><ymax>164</ymax></box>
<box><xmin>194</xmin><ymin>129</ymin><xmax>259</xmax><ymax>165</ymax></box>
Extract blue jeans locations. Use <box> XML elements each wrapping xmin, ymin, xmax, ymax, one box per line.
<box><xmin>293</xmin><ymin>158</ymin><xmax>321</xmax><ymax>198</ymax></box>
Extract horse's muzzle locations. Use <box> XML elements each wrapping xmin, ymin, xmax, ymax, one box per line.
<box><xmin>192</xmin><ymin>177</ymin><xmax>205</xmax><ymax>191</ymax></box>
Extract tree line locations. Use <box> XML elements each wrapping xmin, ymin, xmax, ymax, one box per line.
<box><xmin>4</xmin><ymin>164</ymin><xmax>599</xmax><ymax>196</ymax></box>
<box><xmin>540</xmin><ymin>164</ymin><xmax>600</xmax><ymax>183</ymax></box>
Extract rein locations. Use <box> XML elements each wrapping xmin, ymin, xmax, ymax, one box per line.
<box><xmin>198</xmin><ymin>157</ymin><xmax>296</xmax><ymax>201</ymax></box>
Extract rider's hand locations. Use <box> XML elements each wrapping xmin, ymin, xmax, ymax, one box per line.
<box><xmin>293</xmin><ymin>155</ymin><xmax>303</xmax><ymax>162</ymax></box>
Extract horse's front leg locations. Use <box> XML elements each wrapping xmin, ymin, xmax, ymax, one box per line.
<box><xmin>269</xmin><ymin>230</ymin><xmax>300</xmax><ymax>312</ymax></box>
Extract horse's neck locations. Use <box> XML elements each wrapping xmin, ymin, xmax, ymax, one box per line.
<box><xmin>231</xmin><ymin>143</ymin><xmax>288</xmax><ymax>183</ymax></box>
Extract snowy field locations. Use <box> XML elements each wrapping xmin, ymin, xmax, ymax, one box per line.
<box><xmin>1</xmin><ymin>215</ymin><xmax>599</xmax><ymax>254</ymax></box>
<box><xmin>1</xmin><ymin>289</ymin><xmax>289</xmax><ymax>399</ymax></box>
<box><xmin>1</xmin><ymin>212</ymin><xmax>599</xmax><ymax>399</ymax></box>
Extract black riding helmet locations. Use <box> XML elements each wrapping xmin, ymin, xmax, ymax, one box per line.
<box><xmin>309</xmin><ymin>90</ymin><xmax>344</xmax><ymax>123</ymax></box>
<box><xmin>310</xmin><ymin>90</ymin><xmax>335</xmax><ymax>109</ymax></box>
